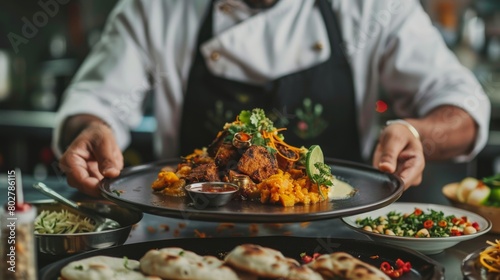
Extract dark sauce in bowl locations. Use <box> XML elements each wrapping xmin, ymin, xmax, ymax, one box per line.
<box><xmin>185</xmin><ymin>183</ymin><xmax>239</xmax><ymax>208</ymax></box>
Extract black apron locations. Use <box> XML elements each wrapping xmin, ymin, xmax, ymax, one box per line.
<box><xmin>180</xmin><ymin>0</ymin><xmax>362</xmax><ymax>162</ymax></box>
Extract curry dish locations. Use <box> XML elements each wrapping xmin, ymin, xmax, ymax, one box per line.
<box><xmin>152</xmin><ymin>108</ymin><xmax>336</xmax><ymax>207</ymax></box>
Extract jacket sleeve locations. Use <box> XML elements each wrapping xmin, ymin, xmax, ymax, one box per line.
<box><xmin>379</xmin><ymin>0</ymin><xmax>491</xmax><ymax>162</ymax></box>
<box><xmin>52</xmin><ymin>0</ymin><xmax>152</xmax><ymax>157</ymax></box>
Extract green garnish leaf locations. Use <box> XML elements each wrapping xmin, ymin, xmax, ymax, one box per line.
<box><xmin>74</xmin><ymin>265</ymin><xmax>83</xmax><ymax>271</ymax></box>
<box><xmin>482</xmin><ymin>174</ymin><xmax>500</xmax><ymax>187</ymax></box>
<box><xmin>311</xmin><ymin>162</ymin><xmax>334</xmax><ymax>187</ymax></box>
<box><xmin>224</xmin><ymin>108</ymin><xmax>280</xmax><ymax>151</ymax></box>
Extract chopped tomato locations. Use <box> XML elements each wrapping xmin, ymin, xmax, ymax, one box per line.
<box><xmin>301</xmin><ymin>254</ymin><xmax>312</xmax><ymax>263</ymax></box>
<box><xmin>380</xmin><ymin>262</ymin><xmax>392</xmax><ymax>272</ymax></box>
<box><xmin>395</xmin><ymin>258</ymin><xmax>412</xmax><ymax>272</ymax></box>
<box><xmin>472</xmin><ymin>222</ymin><xmax>480</xmax><ymax>231</ymax></box>
<box><xmin>413</xmin><ymin>208</ymin><xmax>423</xmax><ymax>216</ymax></box>
<box><xmin>438</xmin><ymin>220</ymin><xmax>447</xmax><ymax>227</ymax></box>
<box><xmin>423</xmin><ymin>220</ymin><xmax>434</xmax><ymax>229</ymax></box>
<box><xmin>300</xmin><ymin>252</ymin><xmax>321</xmax><ymax>264</ymax></box>
<box><xmin>380</xmin><ymin>259</ymin><xmax>412</xmax><ymax>278</ymax></box>
<box><xmin>389</xmin><ymin>269</ymin><xmax>402</xmax><ymax>278</ymax></box>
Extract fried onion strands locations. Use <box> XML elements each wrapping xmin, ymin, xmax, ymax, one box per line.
<box><xmin>479</xmin><ymin>239</ymin><xmax>500</xmax><ymax>273</ymax></box>
<box><xmin>262</xmin><ymin>129</ymin><xmax>301</xmax><ymax>161</ymax></box>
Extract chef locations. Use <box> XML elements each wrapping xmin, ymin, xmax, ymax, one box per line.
<box><xmin>53</xmin><ymin>0</ymin><xmax>491</xmax><ymax>197</ymax></box>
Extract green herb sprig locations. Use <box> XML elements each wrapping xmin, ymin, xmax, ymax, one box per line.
<box><xmin>224</xmin><ymin>108</ymin><xmax>281</xmax><ymax>153</ymax></box>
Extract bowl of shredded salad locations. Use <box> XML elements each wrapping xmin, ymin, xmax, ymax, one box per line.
<box><xmin>342</xmin><ymin>202</ymin><xmax>492</xmax><ymax>255</ymax></box>
<box><xmin>33</xmin><ymin>199</ymin><xmax>143</xmax><ymax>255</ymax></box>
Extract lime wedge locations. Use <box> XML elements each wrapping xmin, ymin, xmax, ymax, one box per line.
<box><xmin>306</xmin><ymin>145</ymin><xmax>324</xmax><ymax>179</ymax></box>
<box><xmin>489</xmin><ymin>187</ymin><xmax>500</xmax><ymax>202</ymax></box>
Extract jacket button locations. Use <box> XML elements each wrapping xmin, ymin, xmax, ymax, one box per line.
<box><xmin>313</xmin><ymin>42</ymin><xmax>324</xmax><ymax>51</ymax></box>
<box><xmin>210</xmin><ymin>51</ymin><xmax>220</xmax><ymax>61</ymax></box>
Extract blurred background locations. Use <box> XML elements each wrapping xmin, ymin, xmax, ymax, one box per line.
<box><xmin>0</xmin><ymin>0</ymin><xmax>499</xmax><ymax>202</ymax></box>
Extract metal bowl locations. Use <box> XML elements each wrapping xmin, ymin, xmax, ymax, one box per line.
<box><xmin>32</xmin><ymin>199</ymin><xmax>143</xmax><ymax>256</ymax></box>
<box><xmin>185</xmin><ymin>182</ymin><xmax>239</xmax><ymax>209</ymax></box>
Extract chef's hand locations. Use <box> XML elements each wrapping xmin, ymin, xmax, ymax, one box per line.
<box><xmin>372</xmin><ymin>121</ymin><xmax>425</xmax><ymax>190</ymax></box>
<box><xmin>58</xmin><ymin>115</ymin><xmax>123</xmax><ymax>197</ymax></box>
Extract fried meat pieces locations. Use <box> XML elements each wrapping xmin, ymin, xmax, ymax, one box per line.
<box><xmin>184</xmin><ymin>161</ymin><xmax>219</xmax><ymax>183</ymax></box>
<box><xmin>237</xmin><ymin>146</ymin><xmax>278</xmax><ymax>183</ymax></box>
<box><xmin>154</xmin><ymin>131</ymin><xmax>293</xmax><ymax>198</ymax></box>
<box><xmin>182</xmin><ymin>145</ymin><xmax>278</xmax><ymax>184</ymax></box>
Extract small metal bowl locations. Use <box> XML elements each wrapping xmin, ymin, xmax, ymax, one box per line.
<box><xmin>32</xmin><ymin>199</ymin><xmax>143</xmax><ymax>256</ymax></box>
<box><xmin>185</xmin><ymin>182</ymin><xmax>239</xmax><ymax>209</ymax></box>
<box><xmin>232</xmin><ymin>132</ymin><xmax>252</xmax><ymax>149</ymax></box>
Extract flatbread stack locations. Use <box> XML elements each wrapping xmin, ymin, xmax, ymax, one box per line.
<box><xmin>59</xmin><ymin>244</ymin><xmax>392</xmax><ymax>280</ymax></box>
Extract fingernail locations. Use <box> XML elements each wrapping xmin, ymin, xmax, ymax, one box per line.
<box><xmin>102</xmin><ymin>168</ymin><xmax>113</xmax><ymax>175</ymax></box>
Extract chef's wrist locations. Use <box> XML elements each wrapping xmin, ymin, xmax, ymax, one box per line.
<box><xmin>385</xmin><ymin>119</ymin><xmax>420</xmax><ymax>140</ymax></box>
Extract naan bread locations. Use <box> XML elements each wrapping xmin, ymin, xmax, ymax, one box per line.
<box><xmin>286</xmin><ymin>265</ymin><xmax>324</xmax><ymax>280</ymax></box>
<box><xmin>60</xmin><ymin>256</ymin><xmax>157</xmax><ymax>280</ymax></box>
<box><xmin>139</xmin><ymin>247</ymin><xmax>239</xmax><ymax>280</ymax></box>
<box><xmin>307</xmin><ymin>252</ymin><xmax>391</xmax><ymax>280</ymax></box>
<box><xmin>224</xmin><ymin>244</ymin><xmax>322</xmax><ymax>280</ymax></box>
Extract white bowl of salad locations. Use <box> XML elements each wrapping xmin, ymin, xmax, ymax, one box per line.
<box><xmin>341</xmin><ymin>202</ymin><xmax>492</xmax><ymax>255</ymax></box>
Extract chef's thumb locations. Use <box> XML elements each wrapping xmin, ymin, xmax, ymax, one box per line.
<box><xmin>378</xmin><ymin>158</ymin><xmax>396</xmax><ymax>174</ymax></box>
<box><xmin>94</xmin><ymin>136</ymin><xmax>122</xmax><ymax>178</ymax></box>
<box><xmin>376</xmin><ymin>148</ymin><xmax>398</xmax><ymax>174</ymax></box>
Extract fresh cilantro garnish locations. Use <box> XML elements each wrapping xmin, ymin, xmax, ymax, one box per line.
<box><xmin>311</xmin><ymin>162</ymin><xmax>334</xmax><ymax>187</ymax></box>
<box><xmin>238</xmin><ymin>109</ymin><xmax>275</xmax><ymax>132</ymax></box>
<box><xmin>74</xmin><ymin>265</ymin><xmax>83</xmax><ymax>270</ymax></box>
<box><xmin>179</xmin><ymin>250</ymin><xmax>185</xmax><ymax>256</ymax></box>
<box><xmin>224</xmin><ymin>108</ymin><xmax>281</xmax><ymax>153</ymax></box>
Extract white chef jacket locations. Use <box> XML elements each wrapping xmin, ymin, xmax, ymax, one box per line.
<box><xmin>52</xmin><ymin>0</ymin><xmax>491</xmax><ymax>162</ymax></box>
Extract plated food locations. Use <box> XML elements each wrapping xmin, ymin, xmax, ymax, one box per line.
<box><xmin>354</xmin><ymin>206</ymin><xmax>481</xmax><ymax>237</ymax></box>
<box><xmin>100</xmin><ymin>158</ymin><xmax>402</xmax><ymax>223</ymax></box>
<box><xmin>151</xmin><ymin>108</ymin><xmax>354</xmax><ymax>207</ymax></box>
<box><xmin>342</xmin><ymin>203</ymin><xmax>492</xmax><ymax>255</ymax></box>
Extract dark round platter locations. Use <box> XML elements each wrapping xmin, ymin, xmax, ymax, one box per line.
<box><xmin>99</xmin><ymin>158</ymin><xmax>403</xmax><ymax>223</ymax></box>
